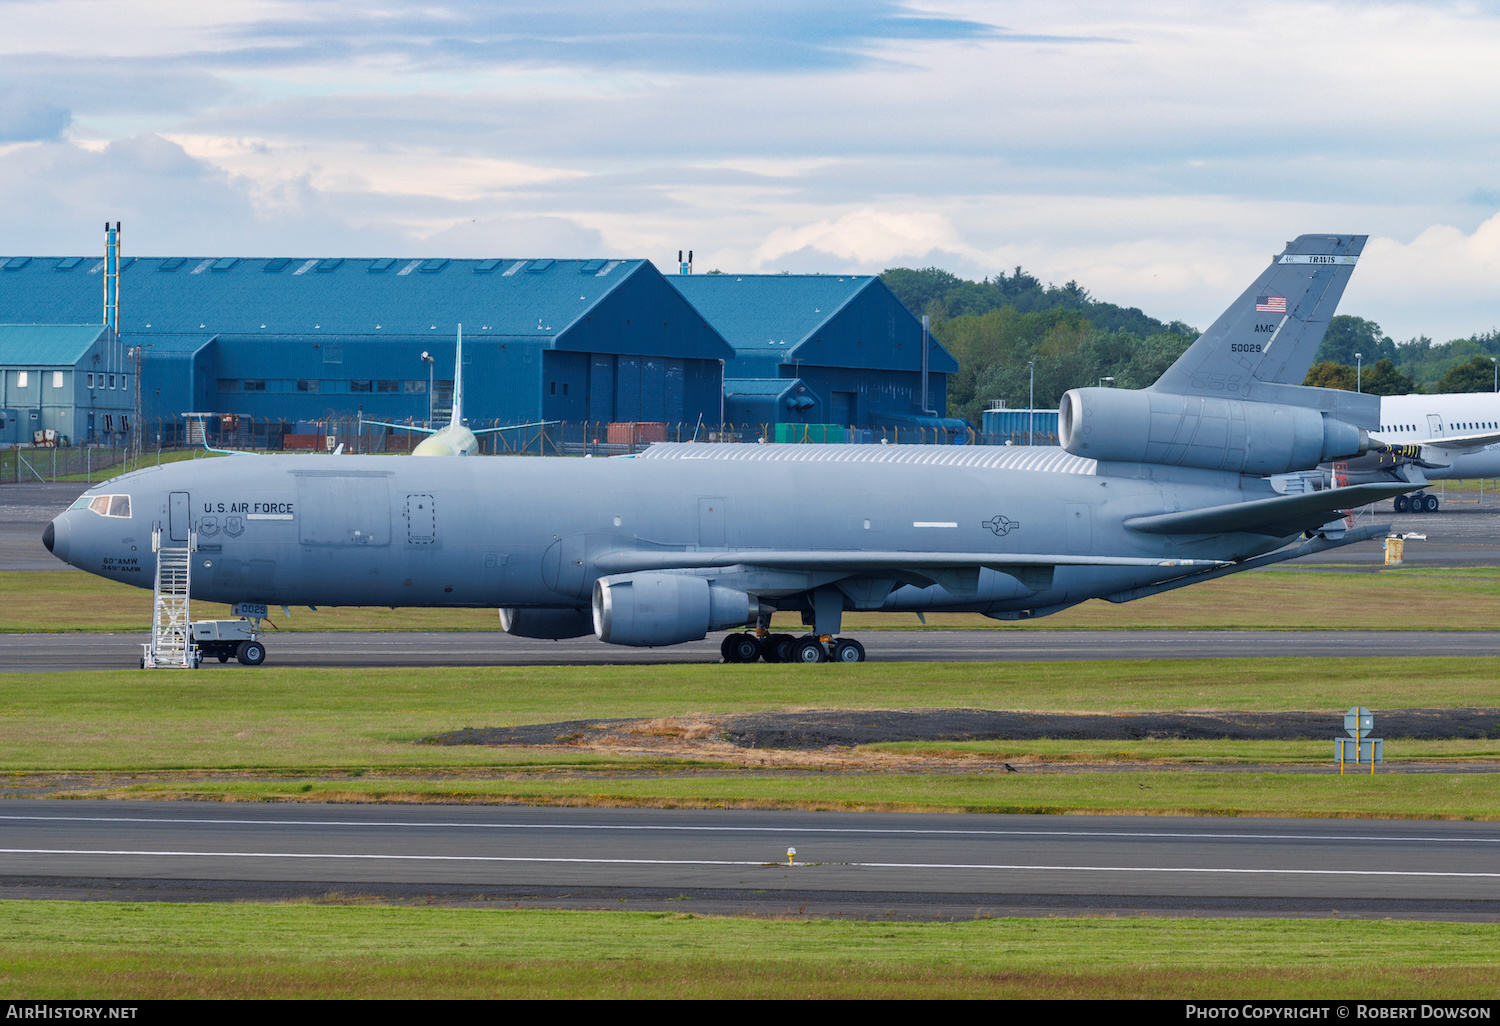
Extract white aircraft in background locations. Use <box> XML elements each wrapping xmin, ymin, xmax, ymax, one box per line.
<box><xmin>363</xmin><ymin>325</ymin><xmax>554</xmax><ymax>457</ymax></box>
<box><xmin>1366</xmin><ymin>391</ymin><xmax>1500</xmax><ymax>511</ymax></box>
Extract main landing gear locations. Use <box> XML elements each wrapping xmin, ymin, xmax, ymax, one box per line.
<box><xmin>1395</xmin><ymin>492</ymin><xmax>1440</xmax><ymax>513</ymax></box>
<box><xmin>720</xmin><ymin>632</ymin><xmax>866</xmax><ymax>663</ymax></box>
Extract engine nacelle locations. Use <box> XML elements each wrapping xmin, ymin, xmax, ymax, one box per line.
<box><xmin>499</xmin><ymin>607</ymin><xmax>594</xmax><ymax>640</ymax></box>
<box><xmin>592</xmin><ymin>572</ymin><xmax>752</xmax><ymax>647</ymax></box>
<box><xmin>1059</xmin><ymin>387</ymin><xmax>1365</xmax><ymax>474</ymax></box>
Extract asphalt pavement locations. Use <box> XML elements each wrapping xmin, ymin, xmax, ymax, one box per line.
<box><xmin>5</xmin><ymin>627</ymin><xmax>1500</xmax><ymax>671</ymax></box>
<box><xmin>1</xmin><ymin>800</ymin><xmax>1496</xmax><ymax>919</ymax></box>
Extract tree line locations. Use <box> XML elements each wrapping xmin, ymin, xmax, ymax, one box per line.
<box><xmin>880</xmin><ymin>267</ymin><xmax>1500</xmax><ymax>423</ymax></box>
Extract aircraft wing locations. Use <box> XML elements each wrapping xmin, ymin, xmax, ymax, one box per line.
<box><xmin>1412</xmin><ymin>430</ymin><xmax>1500</xmax><ymax>453</ymax></box>
<box><xmin>1124</xmin><ymin>482</ymin><xmax>1413</xmax><ymax>537</ymax></box>
<box><xmin>594</xmin><ymin>551</ymin><xmax>1223</xmax><ymax>574</ymax></box>
<box><xmin>362</xmin><ymin>420</ymin><xmax>435</xmax><ymax>435</ymax></box>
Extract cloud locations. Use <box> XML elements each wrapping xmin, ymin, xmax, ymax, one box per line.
<box><xmin>0</xmin><ymin>88</ymin><xmax>70</xmax><ymax>142</ymax></box>
<box><xmin>417</xmin><ymin>215</ymin><xmax>608</xmax><ymax>257</ymax></box>
<box><xmin>0</xmin><ymin>136</ymin><xmax>407</xmax><ymax>256</ymax></box>
<box><xmin>221</xmin><ymin>1</ymin><xmax>1022</xmax><ymax>74</ymax></box>
<box><xmin>752</xmin><ymin>207</ymin><xmax>980</xmax><ymax>270</ymax></box>
<box><xmin>1341</xmin><ymin>215</ymin><xmax>1500</xmax><ymax>341</ymax></box>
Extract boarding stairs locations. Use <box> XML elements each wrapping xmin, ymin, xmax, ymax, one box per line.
<box><xmin>143</xmin><ymin>526</ymin><xmax>198</xmax><ymax>669</ymax></box>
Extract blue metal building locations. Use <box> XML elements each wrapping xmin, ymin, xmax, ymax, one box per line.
<box><xmin>0</xmin><ymin>254</ymin><xmax>732</xmax><ymax>442</ymax></box>
<box><xmin>0</xmin><ymin>323</ymin><xmax>131</xmax><ymax>445</ymax></box>
<box><xmin>668</xmin><ymin>273</ymin><xmax>960</xmax><ymax>431</ymax></box>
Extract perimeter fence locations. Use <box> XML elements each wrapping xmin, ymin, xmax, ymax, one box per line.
<box><xmin>1</xmin><ymin>415</ymin><xmax>1058</xmax><ymax>483</ymax></box>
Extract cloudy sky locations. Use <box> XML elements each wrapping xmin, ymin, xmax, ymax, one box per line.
<box><xmin>3</xmin><ymin>0</ymin><xmax>1500</xmax><ymax>341</ymax></box>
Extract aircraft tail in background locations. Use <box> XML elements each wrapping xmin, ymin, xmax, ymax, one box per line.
<box><xmin>1153</xmin><ymin>234</ymin><xmax>1366</xmax><ymax>398</ymax></box>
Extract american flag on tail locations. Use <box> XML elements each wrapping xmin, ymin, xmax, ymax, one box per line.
<box><xmin>1256</xmin><ymin>295</ymin><xmax>1287</xmax><ymax>313</ymax></box>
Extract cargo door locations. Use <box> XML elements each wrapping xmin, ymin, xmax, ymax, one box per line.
<box><xmin>169</xmin><ymin>491</ymin><xmax>191</xmax><ymax>542</ymax></box>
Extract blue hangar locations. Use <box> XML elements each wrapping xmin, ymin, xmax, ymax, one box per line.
<box><xmin>0</xmin><ymin>253</ymin><xmax>732</xmax><ymax>443</ymax></box>
<box><xmin>669</xmin><ymin>273</ymin><xmax>959</xmax><ymax>431</ymax></box>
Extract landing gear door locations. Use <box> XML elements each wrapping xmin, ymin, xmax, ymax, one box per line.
<box><xmin>169</xmin><ymin>491</ymin><xmax>191</xmax><ymax>543</ymax></box>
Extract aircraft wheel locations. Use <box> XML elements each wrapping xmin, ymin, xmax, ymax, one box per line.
<box><xmin>236</xmin><ymin>640</ymin><xmax>266</xmax><ymax>666</ymax></box>
<box><xmin>770</xmin><ymin>634</ymin><xmax>797</xmax><ymax>663</ymax></box>
<box><xmin>792</xmin><ymin>637</ymin><xmax>827</xmax><ymax>664</ymax></box>
<box><xmin>723</xmin><ymin>633</ymin><xmax>762</xmax><ymax>663</ymax></box>
<box><xmin>1425</xmin><ymin>494</ymin><xmax>1440</xmax><ymax>512</ymax></box>
<box><xmin>758</xmin><ymin>635</ymin><xmax>782</xmax><ymax>663</ymax></box>
<box><xmin>217</xmin><ymin>652</ymin><xmax>230</xmax><ymax>663</ymax></box>
<box><xmin>832</xmin><ymin>638</ymin><xmax>866</xmax><ymax>663</ymax></box>
<box><xmin>1394</xmin><ymin>495</ymin><xmax>1409</xmax><ymax>513</ymax></box>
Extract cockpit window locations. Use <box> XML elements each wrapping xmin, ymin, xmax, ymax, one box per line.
<box><xmin>72</xmin><ymin>494</ymin><xmax>131</xmax><ymax>518</ymax></box>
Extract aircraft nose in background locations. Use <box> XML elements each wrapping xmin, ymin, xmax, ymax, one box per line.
<box><xmin>43</xmin><ymin>515</ymin><xmax>69</xmax><ymax>563</ymax></box>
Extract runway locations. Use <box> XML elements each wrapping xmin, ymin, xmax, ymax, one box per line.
<box><xmin>2</xmin><ymin>800</ymin><xmax>1497</xmax><ymax>919</ymax></box>
<box><xmin>6</xmin><ymin>627</ymin><xmax>1500</xmax><ymax>671</ymax></box>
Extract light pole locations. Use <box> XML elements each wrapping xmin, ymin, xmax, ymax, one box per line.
<box><xmin>1492</xmin><ymin>357</ymin><xmax>1497</xmax><ymax>392</ymax></box>
<box><xmin>1027</xmin><ymin>360</ymin><xmax>1035</xmax><ymax>446</ymax></box>
<box><xmin>1099</xmin><ymin>376</ymin><xmax>1114</xmax><ymax>388</ymax></box>
<box><xmin>420</xmin><ymin>351</ymin><xmax>435</xmax><ymax>427</ymax></box>
<box><xmin>1355</xmin><ymin>352</ymin><xmax>1363</xmax><ymax>392</ymax></box>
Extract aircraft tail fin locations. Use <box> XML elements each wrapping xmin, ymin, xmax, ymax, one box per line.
<box><xmin>1153</xmin><ymin>234</ymin><xmax>1366</xmax><ymax>398</ymax></box>
<box><xmin>450</xmin><ymin>324</ymin><xmax>464</xmax><ymax>426</ymax></box>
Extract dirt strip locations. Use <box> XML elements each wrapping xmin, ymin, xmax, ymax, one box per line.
<box><xmin>427</xmin><ymin>708</ymin><xmax>1500</xmax><ymax>751</ymax></box>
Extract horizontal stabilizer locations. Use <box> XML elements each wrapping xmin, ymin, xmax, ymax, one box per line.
<box><xmin>362</xmin><ymin>420</ymin><xmax>435</xmax><ymax>435</ymax></box>
<box><xmin>594</xmin><ymin>550</ymin><xmax>1223</xmax><ymax>575</ymax></box>
<box><xmin>1124</xmin><ymin>482</ymin><xmax>1413</xmax><ymax>537</ymax></box>
<box><xmin>472</xmin><ymin>419</ymin><xmax>560</xmax><ymax>436</ymax></box>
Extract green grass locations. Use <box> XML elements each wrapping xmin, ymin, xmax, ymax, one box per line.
<box><xmin>2</xmin><ymin>659</ymin><xmax>1497</xmax><ymax>772</ymax></box>
<box><xmin>1</xmin><ymin>902</ymin><xmax>1495</xmax><ymax>999</ymax></box>
<box><xmin>2</xmin><ymin>659</ymin><xmax>1497</xmax><ymax>818</ymax></box>
<box><xmin>868</xmin><ymin>738</ymin><xmax>1500</xmax><ymax>764</ymax></box>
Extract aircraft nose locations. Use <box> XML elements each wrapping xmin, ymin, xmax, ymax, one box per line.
<box><xmin>44</xmin><ymin>515</ymin><xmax>70</xmax><ymax>563</ymax></box>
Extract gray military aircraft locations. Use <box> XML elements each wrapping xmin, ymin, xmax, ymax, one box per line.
<box><xmin>44</xmin><ymin>234</ymin><xmax>1422</xmax><ymax>664</ymax></box>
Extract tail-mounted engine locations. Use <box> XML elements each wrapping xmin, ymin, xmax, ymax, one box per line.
<box><xmin>1059</xmin><ymin>387</ymin><xmax>1367</xmax><ymax>474</ymax></box>
<box><xmin>592</xmin><ymin>572</ymin><xmax>752</xmax><ymax>647</ymax></box>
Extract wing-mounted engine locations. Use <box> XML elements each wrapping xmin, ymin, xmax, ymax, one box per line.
<box><xmin>1059</xmin><ymin>386</ymin><xmax>1367</xmax><ymax>474</ymax></box>
<box><xmin>499</xmin><ymin>607</ymin><xmax>595</xmax><ymax>640</ymax></box>
<box><xmin>592</xmin><ymin>572</ymin><xmax>753</xmax><ymax>647</ymax></box>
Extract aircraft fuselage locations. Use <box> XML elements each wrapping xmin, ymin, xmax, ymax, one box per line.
<box><xmin>46</xmin><ymin>451</ymin><xmax>1283</xmax><ymax>618</ymax></box>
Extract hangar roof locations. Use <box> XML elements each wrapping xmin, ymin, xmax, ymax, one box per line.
<box><xmin>0</xmin><ymin>257</ymin><xmax>635</xmax><ymax>338</ymax></box>
<box><xmin>668</xmin><ymin>273</ymin><xmax>957</xmax><ymax>377</ymax></box>
<box><xmin>0</xmin><ymin>324</ymin><xmax>106</xmax><ymax>365</ymax></box>
<box><xmin>668</xmin><ymin>274</ymin><xmax>871</xmax><ymax>356</ymax></box>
